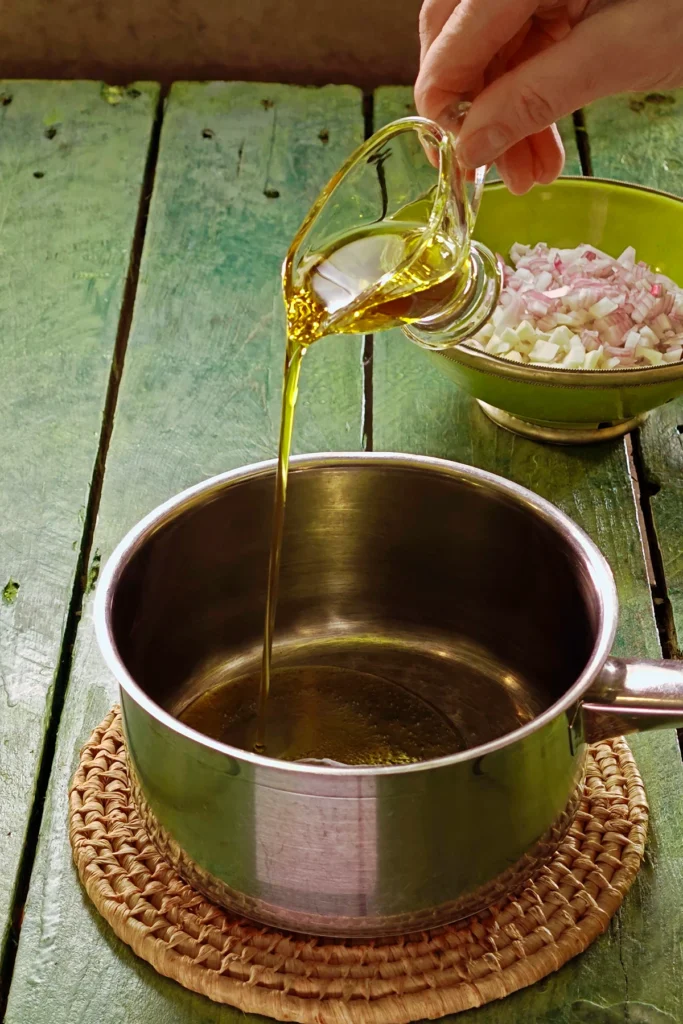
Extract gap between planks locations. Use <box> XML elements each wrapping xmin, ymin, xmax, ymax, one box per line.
<box><xmin>361</xmin><ymin>92</ymin><xmax>375</xmax><ymax>452</ymax></box>
<box><xmin>574</xmin><ymin>105</ymin><xmax>679</xmax><ymax>668</ymax></box>
<box><xmin>572</xmin><ymin>109</ymin><xmax>593</xmax><ymax>176</ymax></box>
<box><xmin>628</xmin><ymin>432</ymin><xmax>681</xmax><ymax>660</ymax></box>
<box><xmin>0</xmin><ymin>86</ymin><xmax>168</xmax><ymax>1019</ymax></box>
<box><xmin>575</xmin><ymin>107</ymin><xmax>681</xmax><ymax>673</ymax></box>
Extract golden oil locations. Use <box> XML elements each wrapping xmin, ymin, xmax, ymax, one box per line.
<box><xmin>181</xmin><ymin>666</ymin><xmax>467</xmax><ymax>766</ymax></box>
<box><xmin>258</xmin><ymin>209</ymin><xmax>468</xmax><ymax>758</ymax></box>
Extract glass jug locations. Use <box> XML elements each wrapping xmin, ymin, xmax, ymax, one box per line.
<box><xmin>284</xmin><ymin>106</ymin><xmax>501</xmax><ymax>351</ymax></box>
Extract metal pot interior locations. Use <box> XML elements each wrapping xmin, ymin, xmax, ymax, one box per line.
<box><xmin>108</xmin><ymin>458</ymin><xmax>603</xmax><ymax>763</ymax></box>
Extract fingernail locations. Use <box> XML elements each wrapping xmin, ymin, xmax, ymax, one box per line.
<box><xmin>456</xmin><ymin>126</ymin><xmax>510</xmax><ymax>169</ymax></box>
<box><xmin>438</xmin><ymin>100</ymin><xmax>472</xmax><ymax>136</ymax></box>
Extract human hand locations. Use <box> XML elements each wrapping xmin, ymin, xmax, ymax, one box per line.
<box><xmin>415</xmin><ymin>0</ymin><xmax>683</xmax><ymax>194</ymax></box>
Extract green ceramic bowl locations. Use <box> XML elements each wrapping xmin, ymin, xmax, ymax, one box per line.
<box><xmin>431</xmin><ymin>178</ymin><xmax>683</xmax><ymax>443</ymax></box>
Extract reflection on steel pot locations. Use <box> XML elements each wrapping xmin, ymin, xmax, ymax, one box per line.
<box><xmin>95</xmin><ymin>454</ymin><xmax>683</xmax><ymax>938</ymax></box>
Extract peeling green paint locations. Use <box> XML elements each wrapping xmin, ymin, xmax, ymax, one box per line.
<box><xmin>2</xmin><ymin>578</ymin><xmax>19</xmax><ymax>604</ymax></box>
<box><xmin>101</xmin><ymin>85</ymin><xmax>125</xmax><ymax>106</ymax></box>
<box><xmin>43</xmin><ymin>109</ymin><xmax>63</xmax><ymax>127</ymax></box>
<box><xmin>86</xmin><ymin>549</ymin><xmax>102</xmax><ymax>593</ymax></box>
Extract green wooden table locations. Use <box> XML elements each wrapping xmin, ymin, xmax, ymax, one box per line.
<box><xmin>1</xmin><ymin>80</ymin><xmax>682</xmax><ymax>1024</ymax></box>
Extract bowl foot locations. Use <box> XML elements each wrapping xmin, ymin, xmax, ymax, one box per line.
<box><xmin>477</xmin><ymin>402</ymin><xmax>648</xmax><ymax>445</ymax></box>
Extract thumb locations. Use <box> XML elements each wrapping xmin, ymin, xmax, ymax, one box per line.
<box><xmin>455</xmin><ymin>1</ymin><xmax>659</xmax><ymax>169</ymax></box>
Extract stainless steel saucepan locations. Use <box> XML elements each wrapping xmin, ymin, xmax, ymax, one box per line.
<box><xmin>95</xmin><ymin>454</ymin><xmax>683</xmax><ymax>938</ymax></box>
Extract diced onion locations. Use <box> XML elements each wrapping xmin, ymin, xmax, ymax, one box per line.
<box><xmin>469</xmin><ymin>242</ymin><xmax>683</xmax><ymax>369</ymax></box>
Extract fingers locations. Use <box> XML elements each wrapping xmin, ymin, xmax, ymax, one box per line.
<box><xmin>533</xmin><ymin>123</ymin><xmax>566</xmax><ymax>183</ymax></box>
<box><xmin>454</xmin><ymin>2</ymin><xmax>649</xmax><ymax>168</ymax></box>
<box><xmin>495</xmin><ymin>139</ymin><xmax>535</xmax><ymax>195</ymax></box>
<box><xmin>415</xmin><ymin>0</ymin><xmax>537</xmax><ymax>122</ymax></box>
<box><xmin>495</xmin><ymin>124</ymin><xmax>565</xmax><ymax>193</ymax></box>
<box><xmin>419</xmin><ymin>0</ymin><xmax>461</xmax><ymax>63</ymax></box>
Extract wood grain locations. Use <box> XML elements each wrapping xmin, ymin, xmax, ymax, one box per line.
<box><xmin>373</xmin><ymin>87</ymin><xmax>583</xmax><ymax>182</ymax></box>
<box><xmin>369</xmin><ymin>88</ymin><xmax>683</xmax><ymax>1024</ymax></box>
<box><xmin>584</xmin><ymin>90</ymin><xmax>683</xmax><ymax>191</ymax></box>
<box><xmin>4</xmin><ymin>82</ymin><xmax>364</xmax><ymax>1023</ymax></box>
<box><xmin>0</xmin><ymin>80</ymin><xmax>158</xmax><ymax>959</ymax></box>
<box><xmin>585</xmin><ymin>91</ymin><xmax>683</xmax><ymax>652</ymax></box>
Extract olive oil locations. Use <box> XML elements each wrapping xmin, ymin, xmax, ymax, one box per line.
<box><xmin>286</xmin><ymin>219</ymin><xmax>468</xmax><ymax>343</ymax></box>
<box><xmin>181</xmin><ymin>666</ymin><xmax>468</xmax><ymax>766</ymax></box>
<box><xmin>257</xmin><ymin>212</ymin><xmax>468</xmax><ymax>758</ymax></box>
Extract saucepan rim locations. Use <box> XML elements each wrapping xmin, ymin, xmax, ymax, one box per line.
<box><xmin>94</xmin><ymin>452</ymin><xmax>617</xmax><ymax>776</ymax></box>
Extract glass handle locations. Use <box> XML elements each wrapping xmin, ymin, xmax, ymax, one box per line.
<box><xmin>467</xmin><ymin>163</ymin><xmax>487</xmax><ymax>228</ymax></box>
<box><xmin>443</xmin><ymin>100</ymin><xmax>488</xmax><ymax>236</ymax></box>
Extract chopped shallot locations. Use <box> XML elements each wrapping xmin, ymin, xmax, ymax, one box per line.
<box><xmin>470</xmin><ymin>242</ymin><xmax>683</xmax><ymax>369</ymax></box>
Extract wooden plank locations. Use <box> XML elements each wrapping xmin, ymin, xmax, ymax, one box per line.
<box><xmin>586</xmin><ymin>90</ymin><xmax>683</xmax><ymax>650</ymax></box>
<box><xmin>637</xmin><ymin>411</ymin><xmax>683</xmax><ymax>652</ymax></box>
<box><xmin>369</xmin><ymin>89</ymin><xmax>683</xmax><ymax>1022</ymax></box>
<box><xmin>4</xmin><ymin>82</ymin><xmax>364</xmax><ymax>1022</ymax></box>
<box><xmin>374</xmin><ymin>86</ymin><xmax>582</xmax><ymax>181</ymax></box>
<box><xmin>0</xmin><ymin>80</ymin><xmax>159</xmax><ymax>960</ymax></box>
<box><xmin>584</xmin><ymin>90</ymin><xmax>683</xmax><ymax>191</ymax></box>
<box><xmin>585</xmin><ymin>95</ymin><xmax>683</xmax><ymax>1013</ymax></box>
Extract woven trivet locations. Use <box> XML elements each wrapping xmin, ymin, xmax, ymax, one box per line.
<box><xmin>69</xmin><ymin>708</ymin><xmax>648</xmax><ymax>1024</ymax></box>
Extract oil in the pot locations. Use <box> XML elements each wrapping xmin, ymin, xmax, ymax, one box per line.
<box><xmin>181</xmin><ymin>665</ymin><xmax>469</xmax><ymax>765</ymax></box>
<box><xmin>258</xmin><ymin>210</ymin><xmax>468</xmax><ymax>756</ymax></box>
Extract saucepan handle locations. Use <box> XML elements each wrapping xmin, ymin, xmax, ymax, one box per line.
<box><xmin>582</xmin><ymin>657</ymin><xmax>683</xmax><ymax>743</ymax></box>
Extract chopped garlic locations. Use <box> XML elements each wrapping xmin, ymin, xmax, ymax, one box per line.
<box><xmin>528</xmin><ymin>339</ymin><xmax>560</xmax><ymax>362</ymax></box>
<box><xmin>638</xmin><ymin>326</ymin><xmax>659</xmax><ymax>348</ymax></box>
<box><xmin>500</xmin><ymin>327</ymin><xmax>521</xmax><ymax>348</ymax></box>
<box><xmin>589</xmin><ymin>297</ymin><xmax>619</xmax><ymax>318</ymax></box>
<box><xmin>562</xmin><ymin>347</ymin><xmax>585</xmax><ymax>368</ymax></box>
<box><xmin>486</xmin><ymin>338</ymin><xmax>511</xmax><ymax>356</ymax></box>
<box><xmin>584</xmin><ymin>347</ymin><xmax>604</xmax><ymax>370</ymax></box>
<box><xmin>516</xmin><ymin>320</ymin><xmax>537</xmax><ymax>343</ymax></box>
<box><xmin>547</xmin><ymin>326</ymin><xmax>575</xmax><ymax>350</ymax></box>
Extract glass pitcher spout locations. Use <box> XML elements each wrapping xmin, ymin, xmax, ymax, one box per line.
<box><xmin>283</xmin><ymin>109</ymin><xmax>501</xmax><ymax>352</ymax></box>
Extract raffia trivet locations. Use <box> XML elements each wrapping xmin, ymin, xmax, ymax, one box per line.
<box><xmin>69</xmin><ymin>707</ymin><xmax>648</xmax><ymax>1024</ymax></box>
